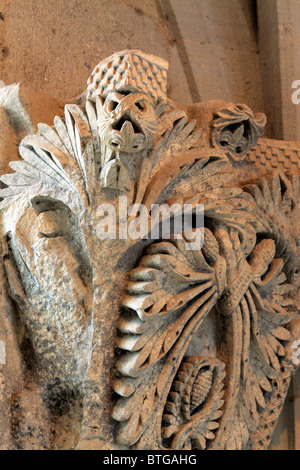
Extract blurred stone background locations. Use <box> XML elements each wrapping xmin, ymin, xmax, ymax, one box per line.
<box><xmin>0</xmin><ymin>0</ymin><xmax>299</xmax><ymax>449</ymax></box>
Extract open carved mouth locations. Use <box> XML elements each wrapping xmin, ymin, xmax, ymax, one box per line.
<box><xmin>107</xmin><ymin>112</ymin><xmax>147</xmax><ymax>153</ymax></box>
<box><xmin>112</xmin><ymin>113</ymin><xmax>143</xmax><ymax>135</ymax></box>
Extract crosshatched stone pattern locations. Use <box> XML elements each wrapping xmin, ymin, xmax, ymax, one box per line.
<box><xmin>87</xmin><ymin>50</ymin><xmax>169</xmax><ymax>102</ymax></box>
<box><xmin>248</xmin><ymin>139</ymin><xmax>300</xmax><ymax>171</ymax></box>
<box><xmin>0</xmin><ymin>50</ymin><xmax>299</xmax><ymax>450</ymax></box>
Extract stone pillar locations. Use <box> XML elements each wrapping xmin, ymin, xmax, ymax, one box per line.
<box><xmin>257</xmin><ymin>0</ymin><xmax>300</xmax><ymax>141</ymax></box>
<box><xmin>257</xmin><ymin>0</ymin><xmax>300</xmax><ymax>449</ymax></box>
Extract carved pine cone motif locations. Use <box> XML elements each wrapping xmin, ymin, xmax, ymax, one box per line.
<box><xmin>202</xmin><ymin>227</ymin><xmax>219</xmax><ymax>266</ymax></box>
<box><xmin>162</xmin><ymin>357</ymin><xmax>225</xmax><ymax>450</ymax></box>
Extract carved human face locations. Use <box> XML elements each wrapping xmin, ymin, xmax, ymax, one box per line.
<box><xmin>97</xmin><ymin>90</ymin><xmax>157</xmax><ymax>154</ymax></box>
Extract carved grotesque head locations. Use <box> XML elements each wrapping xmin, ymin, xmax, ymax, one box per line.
<box><xmin>86</xmin><ymin>50</ymin><xmax>169</xmax><ymax>191</ymax></box>
<box><xmin>95</xmin><ymin>90</ymin><xmax>157</xmax><ymax>154</ymax></box>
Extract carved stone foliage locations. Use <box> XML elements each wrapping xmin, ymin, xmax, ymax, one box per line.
<box><xmin>212</xmin><ymin>103</ymin><xmax>266</xmax><ymax>162</ymax></box>
<box><xmin>0</xmin><ymin>50</ymin><xmax>299</xmax><ymax>450</ymax></box>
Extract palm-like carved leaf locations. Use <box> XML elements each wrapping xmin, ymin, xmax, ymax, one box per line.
<box><xmin>0</xmin><ymin>103</ymin><xmax>97</xmax><ymax>212</ymax></box>
<box><xmin>112</xmin><ymin>237</ymin><xmax>222</xmax><ymax>445</ymax></box>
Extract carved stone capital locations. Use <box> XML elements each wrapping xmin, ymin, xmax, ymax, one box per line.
<box><xmin>0</xmin><ymin>50</ymin><xmax>299</xmax><ymax>450</ymax></box>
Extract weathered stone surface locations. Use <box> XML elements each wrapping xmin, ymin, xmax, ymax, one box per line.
<box><xmin>162</xmin><ymin>0</ymin><xmax>264</xmax><ymax>111</ymax></box>
<box><xmin>0</xmin><ymin>49</ymin><xmax>299</xmax><ymax>450</ymax></box>
<box><xmin>0</xmin><ymin>105</ymin><xmax>18</xmax><ymax>175</ymax></box>
<box><xmin>0</xmin><ymin>0</ymin><xmax>264</xmax><ymax>112</ymax></box>
<box><xmin>0</xmin><ymin>0</ymin><xmax>169</xmax><ymax>101</ymax></box>
<box><xmin>257</xmin><ymin>0</ymin><xmax>300</xmax><ymax>141</ymax></box>
<box><xmin>0</xmin><ymin>82</ymin><xmax>65</xmax><ymax>178</ymax></box>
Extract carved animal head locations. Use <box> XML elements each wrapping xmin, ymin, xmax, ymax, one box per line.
<box><xmin>86</xmin><ymin>50</ymin><xmax>169</xmax><ymax>191</ymax></box>
<box><xmin>96</xmin><ymin>90</ymin><xmax>157</xmax><ymax>154</ymax></box>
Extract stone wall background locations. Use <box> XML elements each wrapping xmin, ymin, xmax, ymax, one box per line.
<box><xmin>0</xmin><ymin>0</ymin><xmax>299</xmax><ymax>450</ymax></box>
<box><xmin>0</xmin><ymin>0</ymin><xmax>264</xmax><ymax>110</ymax></box>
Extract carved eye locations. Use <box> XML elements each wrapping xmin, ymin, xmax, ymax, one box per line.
<box><xmin>103</xmin><ymin>99</ymin><xmax>119</xmax><ymax>116</ymax></box>
<box><xmin>107</xmin><ymin>100</ymin><xmax>118</xmax><ymax>112</ymax></box>
<box><xmin>135</xmin><ymin>101</ymin><xmax>146</xmax><ymax>112</ymax></box>
<box><xmin>103</xmin><ymin>92</ymin><xmax>122</xmax><ymax>115</ymax></box>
